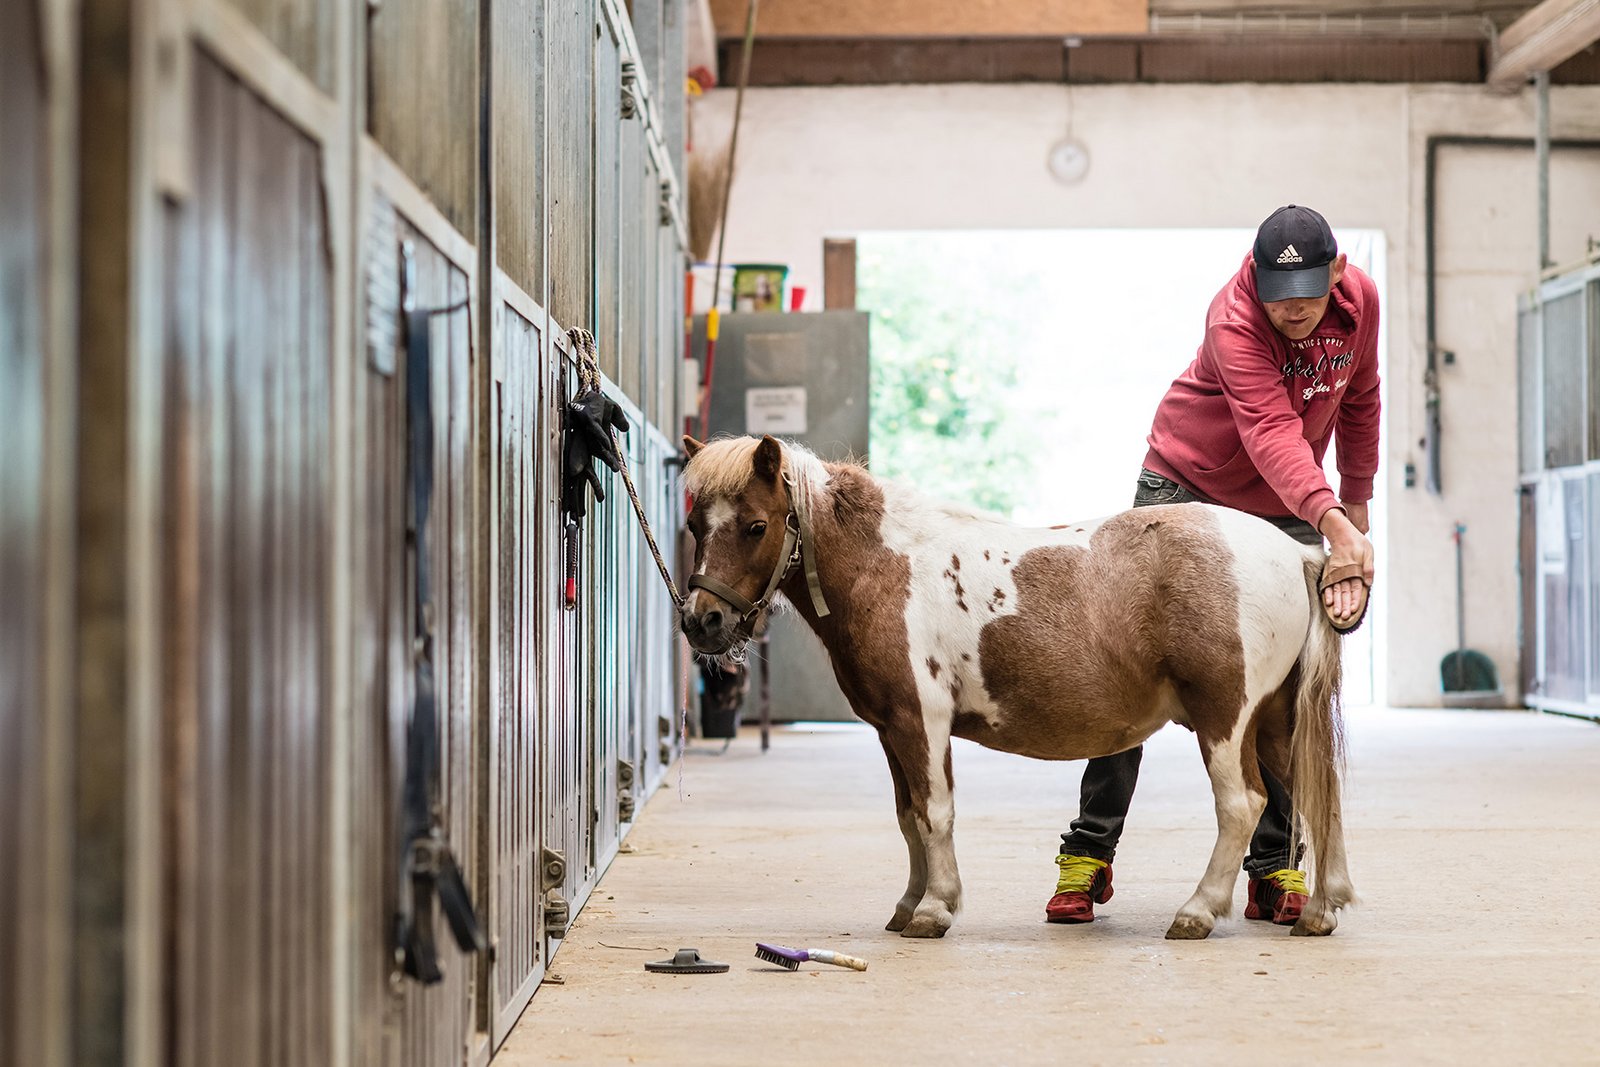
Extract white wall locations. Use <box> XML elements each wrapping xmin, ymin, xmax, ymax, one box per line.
<box><xmin>701</xmin><ymin>81</ymin><xmax>1600</xmax><ymax>706</ymax></box>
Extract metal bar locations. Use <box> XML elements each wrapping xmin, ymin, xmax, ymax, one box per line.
<box><xmin>759</xmin><ymin>632</ymin><xmax>771</xmax><ymax>752</ymax></box>
<box><xmin>1536</xmin><ymin>71</ymin><xmax>1551</xmax><ymax>272</ymax></box>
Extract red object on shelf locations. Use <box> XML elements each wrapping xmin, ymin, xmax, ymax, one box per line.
<box><xmin>789</xmin><ymin>286</ymin><xmax>806</xmax><ymax>312</ymax></box>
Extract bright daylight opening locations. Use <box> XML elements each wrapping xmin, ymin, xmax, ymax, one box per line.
<box><xmin>858</xmin><ymin>228</ymin><xmax>1388</xmax><ymax>705</ymax></box>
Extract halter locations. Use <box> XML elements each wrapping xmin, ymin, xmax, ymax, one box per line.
<box><xmin>685</xmin><ymin>472</ymin><xmax>831</xmax><ymax>633</ymax></box>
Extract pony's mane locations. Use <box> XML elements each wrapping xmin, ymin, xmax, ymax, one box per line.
<box><xmin>685</xmin><ymin>436</ymin><xmax>1017</xmax><ymax>530</ymax></box>
<box><xmin>684</xmin><ymin>436</ymin><xmax>834</xmax><ymax>504</ymax></box>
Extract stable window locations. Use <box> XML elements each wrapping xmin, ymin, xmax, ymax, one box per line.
<box><xmin>1543</xmin><ymin>289</ymin><xmax>1585</xmax><ymax>469</ymax></box>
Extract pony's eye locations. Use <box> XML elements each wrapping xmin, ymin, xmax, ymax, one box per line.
<box><xmin>746</xmin><ymin>521</ymin><xmax>768</xmax><ymax>538</ymax></box>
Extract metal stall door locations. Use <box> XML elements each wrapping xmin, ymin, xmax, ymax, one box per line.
<box><xmin>584</xmin><ymin>412</ymin><xmax>624</xmax><ymax>880</ymax></box>
<box><xmin>544</xmin><ymin>339</ymin><xmax>588</xmax><ymax>953</ymax></box>
<box><xmin>618</xmin><ymin>85</ymin><xmax>648</xmax><ymax>802</ymax></box>
<box><xmin>490</xmin><ymin>305</ymin><xmax>544</xmax><ymax>1043</ymax></box>
<box><xmin>647</xmin><ymin>206</ymin><xmax>684</xmax><ymax>793</ymax></box>
<box><xmin>1538</xmin><ymin>289</ymin><xmax>1589</xmax><ymax>705</ymax></box>
<box><xmin>361</xmin><ymin>0</ymin><xmax>488</xmax><ymax>1058</ymax></box>
<box><xmin>485</xmin><ymin>2</ymin><xmax>550</xmax><ymax>1035</ymax></box>
<box><xmin>638</xmin><ymin>429</ymin><xmax>681</xmax><ymax>795</ymax></box>
<box><xmin>410</xmin><ymin>225</ymin><xmax>484</xmax><ymax>1067</ymax></box>
<box><xmin>1</xmin><ymin>0</ymin><xmax>72</xmax><ymax>1057</ymax></box>
<box><xmin>359</xmin><ymin>200</ymin><xmax>484</xmax><ymax>1065</ymax></box>
<box><xmin>158</xmin><ymin>57</ymin><xmax>335</xmax><ymax>1067</ymax></box>
<box><xmin>536</xmin><ymin>337</ymin><xmax>571</xmax><ymax>951</ymax></box>
<box><xmin>612</xmin><ymin>399</ymin><xmax>646</xmax><ymax>834</ymax></box>
<box><xmin>541</xmin><ymin>0</ymin><xmax>597</xmax><ymax>960</ymax></box>
<box><xmin>586</xmin><ymin>5</ymin><xmax>626</xmax><ymax>883</ymax></box>
<box><xmin>485</xmin><ymin>6</ymin><xmax>550</xmax><ymax>1012</ymax></box>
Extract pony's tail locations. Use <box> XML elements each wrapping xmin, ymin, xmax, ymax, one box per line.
<box><xmin>1291</xmin><ymin>557</ymin><xmax>1357</xmax><ymax>911</ymax></box>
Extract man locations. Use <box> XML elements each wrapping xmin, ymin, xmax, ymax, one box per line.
<box><xmin>1047</xmin><ymin>205</ymin><xmax>1379</xmax><ymax>928</ymax></box>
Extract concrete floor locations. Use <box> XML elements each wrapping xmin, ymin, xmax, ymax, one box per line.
<box><xmin>499</xmin><ymin>708</ymin><xmax>1600</xmax><ymax>1066</ymax></box>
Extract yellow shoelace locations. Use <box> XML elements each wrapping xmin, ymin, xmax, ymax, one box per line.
<box><xmin>1055</xmin><ymin>854</ymin><xmax>1108</xmax><ymax>894</ymax></box>
<box><xmin>1263</xmin><ymin>868</ymin><xmax>1308</xmax><ymax>895</ymax></box>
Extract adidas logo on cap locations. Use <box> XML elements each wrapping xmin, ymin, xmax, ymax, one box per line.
<box><xmin>1276</xmin><ymin>244</ymin><xmax>1303</xmax><ymax>265</ymax></box>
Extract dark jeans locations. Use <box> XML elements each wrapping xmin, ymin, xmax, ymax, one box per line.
<box><xmin>1057</xmin><ymin>469</ymin><xmax>1315</xmax><ymax>877</ymax></box>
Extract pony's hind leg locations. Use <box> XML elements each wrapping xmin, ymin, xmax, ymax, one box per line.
<box><xmin>1252</xmin><ymin>682</ymin><xmax>1348</xmax><ymax>935</ymax></box>
<box><xmin>1292</xmin><ymin>782</ymin><xmax>1355</xmax><ymax>937</ymax></box>
<box><xmin>878</xmin><ymin>730</ymin><xmax>929</xmax><ymax>932</ymax></box>
<box><xmin>1167</xmin><ymin>710</ymin><xmax>1267</xmax><ymax>940</ymax></box>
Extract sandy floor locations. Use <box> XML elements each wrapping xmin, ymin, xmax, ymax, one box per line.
<box><xmin>497</xmin><ymin>707</ymin><xmax>1600</xmax><ymax>1066</ymax></box>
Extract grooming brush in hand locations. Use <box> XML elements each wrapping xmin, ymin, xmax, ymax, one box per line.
<box><xmin>754</xmin><ymin>942</ymin><xmax>868</xmax><ymax>971</ymax></box>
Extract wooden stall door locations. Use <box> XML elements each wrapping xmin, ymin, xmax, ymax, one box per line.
<box><xmin>159</xmin><ymin>55</ymin><xmax>334</xmax><ymax>1067</ymax></box>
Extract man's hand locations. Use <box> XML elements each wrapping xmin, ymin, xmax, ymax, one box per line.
<box><xmin>1318</xmin><ymin>507</ymin><xmax>1374</xmax><ymax>625</ymax></box>
<box><xmin>1342</xmin><ymin>500</ymin><xmax>1370</xmax><ymax>535</ymax></box>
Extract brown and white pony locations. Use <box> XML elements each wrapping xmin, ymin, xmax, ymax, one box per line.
<box><xmin>679</xmin><ymin>434</ymin><xmax>1355</xmax><ymax>941</ymax></box>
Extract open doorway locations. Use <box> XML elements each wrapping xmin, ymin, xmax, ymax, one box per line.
<box><xmin>858</xmin><ymin>228</ymin><xmax>1388</xmax><ymax>705</ymax></box>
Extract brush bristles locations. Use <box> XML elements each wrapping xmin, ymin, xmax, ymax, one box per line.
<box><xmin>754</xmin><ymin>945</ymin><xmax>800</xmax><ymax>970</ymax></box>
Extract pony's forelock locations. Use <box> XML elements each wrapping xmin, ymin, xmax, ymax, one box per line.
<box><xmin>685</xmin><ymin>436</ymin><xmax>831</xmax><ymax>504</ymax></box>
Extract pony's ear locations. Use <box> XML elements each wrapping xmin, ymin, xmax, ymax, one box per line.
<box><xmin>752</xmin><ymin>435</ymin><xmax>783</xmax><ymax>483</ymax></box>
<box><xmin>681</xmin><ymin>435</ymin><xmax>704</xmax><ymax>459</ymax></box>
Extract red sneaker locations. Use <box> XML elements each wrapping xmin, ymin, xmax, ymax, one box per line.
<box><xmin>1245</xmin><ymin>868</ymin><xmax>1308</xmax><ymax>925</ymax></box>
<box><xmin>1046</xmin><ymin>855</ymin><xmax>1113</xmax><ymax>924</ymax></box>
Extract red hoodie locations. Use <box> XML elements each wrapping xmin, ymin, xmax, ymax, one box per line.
<box><xmin>1142</xmin><ymin>254</ymin><xmax>1381</xmax><ymax>527</ymax></box>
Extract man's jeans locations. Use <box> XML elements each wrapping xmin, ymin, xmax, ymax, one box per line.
<box><xmin>1057</xmin><ymin>469</ymin><xmax>1316</xmax><ymax>877</ymax></box>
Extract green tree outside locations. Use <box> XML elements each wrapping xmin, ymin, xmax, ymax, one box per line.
<box><xmin>859</xmin><ymin>234</ymin><xmax>1047</xmax><ymax>518</ymax></box>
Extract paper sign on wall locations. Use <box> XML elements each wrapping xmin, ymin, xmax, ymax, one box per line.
<box><xmin>745</xmin><ymin>387</ymin><xmax>808</xmax><ymax>435</ymax></box>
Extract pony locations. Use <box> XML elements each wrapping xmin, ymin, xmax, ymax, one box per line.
<box><xmin>678</xmin><ymin>434</ymin><xmax>1355</xmax><ymax>941</ymax></box>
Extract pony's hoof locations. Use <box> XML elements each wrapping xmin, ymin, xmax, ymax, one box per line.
<box><xmin>1290</xmin><ymin>912</ymin><xmax>1337</xmax><ymax>937</ymax></box>
<box><xmin>900</xmin><ymin>914</ymin><xmax>951</xmax><ymax>939</ymax></box>
<box><xmin>885</xmin><ymin>910</ymin><xmax>912</xmax><ymax>932</ymax></box>
<box><xmin>1164</xmin><ymin>914</ymin><xmax>1214</xmax><ymax>940</ymax></box>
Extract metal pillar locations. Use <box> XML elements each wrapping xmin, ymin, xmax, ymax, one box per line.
<box><xmin>1536</xmin><ymin>70</ymin><xmax>1551</xmax><ymax>272</ymax></box>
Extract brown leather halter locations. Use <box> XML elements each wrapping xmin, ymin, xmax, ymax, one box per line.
<box><xmin>685</xmin><ymin>472</ymin><xmax>830</xmax><ymax>635</ymax></box>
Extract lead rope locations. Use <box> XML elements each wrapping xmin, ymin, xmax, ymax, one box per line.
<box><xmin>568</xmin><ymin>328</ymin><xmax>686</xmax><ymax>613</ymax></box>
<box><xmin>567</xmin><ymin>328</ymin><xmax>692</xmax><ymax>796</ymax></box>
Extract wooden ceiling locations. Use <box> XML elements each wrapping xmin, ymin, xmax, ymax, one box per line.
<box><xmin>708</xmin><ymin>0</ymin><xmax>1600</xmax><ymax>85</ymax></box>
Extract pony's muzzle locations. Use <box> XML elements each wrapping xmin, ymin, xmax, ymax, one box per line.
<box><xmin>680</xmin><ymin>600</ymin><xmax>733</xmax><ymax>653</ymax></box>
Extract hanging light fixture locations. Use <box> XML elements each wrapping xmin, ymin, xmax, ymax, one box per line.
<box><xmin>1048</xmin><ymin>38</ymin><xmax>1091</xmax><ymax>185</ymax></box>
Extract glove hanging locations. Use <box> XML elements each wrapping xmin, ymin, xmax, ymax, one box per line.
<box><xmin>562</xmin><ymin>387</ymin><xmax>630</xmax><ymax>519</ymax></box>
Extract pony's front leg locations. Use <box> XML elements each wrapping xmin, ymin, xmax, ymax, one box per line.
<box><xmin>1167</xmin><ymin>721</ymin><xmax>1266</xmax><ymax>940</ymax></box>
<box><xmin>877</xmin><ymin>730</ymin><xmax>928</xmax><ymax>932</ymax></box>
<box><xmin>888</xmin><ymin>717</ymin><xmax>961</xmax><ymax>939</ymax></box>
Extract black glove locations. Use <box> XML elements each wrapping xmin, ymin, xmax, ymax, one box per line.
<box><xmin>562</xmin><ymin>388</ymin><xmax>630</xmax><ymax>518</ymax></box>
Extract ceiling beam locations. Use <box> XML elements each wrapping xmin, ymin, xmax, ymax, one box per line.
<box><xmin>717</xmin><ymin>35</ymin><xmax>1496</xmax><ymax>86</ymax></box>
<box><xmin>1487</xmin><ymin>0</ymin><xmax>1600</xmax><ymax>88</ymax></box>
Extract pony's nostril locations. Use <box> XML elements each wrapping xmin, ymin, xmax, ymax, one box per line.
<box><xmin>702</xmin><ymin>609</ymin><xmax>724</xmax><ymax>635</ymax></box>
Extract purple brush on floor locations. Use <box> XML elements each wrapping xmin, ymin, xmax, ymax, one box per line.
<box><xmin>755</xmin><ymin>943</ymin><xmax>868</xmax><ymax>971</ymax></box>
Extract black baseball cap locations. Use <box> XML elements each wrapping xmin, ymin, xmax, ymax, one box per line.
<box><xmin>1253</xmin><ymin>205</ymin><xmax>1338</xmax><ymax>303</ymax></box>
